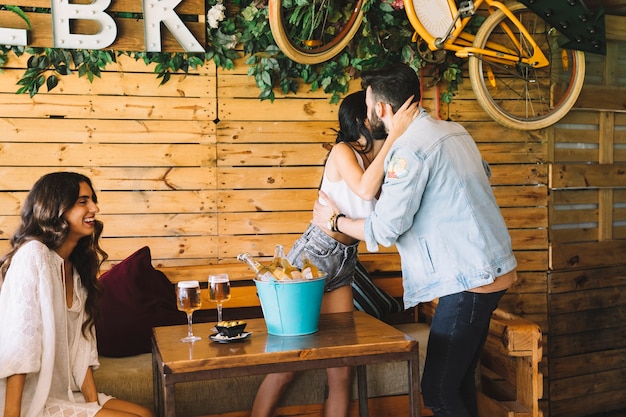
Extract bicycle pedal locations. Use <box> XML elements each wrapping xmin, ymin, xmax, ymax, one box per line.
<box><xmin>458</xmin><ymin>1</ymin><xmax>475</xmax><ymax>18</ymax></box>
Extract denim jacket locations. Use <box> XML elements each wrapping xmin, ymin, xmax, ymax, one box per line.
<box><xmin>364</xmin><ymin>109</ymin><xmax>517</xmax><ymax>308</ymax></box>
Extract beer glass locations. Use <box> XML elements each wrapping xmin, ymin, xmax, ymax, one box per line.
<box><xmin>176</xmin><ymin>280</ymin><xmax>202</xmax><ymax>342</ymax></box>
<box><xmin>208</xmin><ymin>274</ymin><xmax>231</xmax><ymax>323</ymax></box>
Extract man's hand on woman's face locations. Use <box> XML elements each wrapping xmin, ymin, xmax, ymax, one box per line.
<box><xmin>312</xmin><ymin>190</ymin><xmax>339</xmax><ymax>231</ymax></box>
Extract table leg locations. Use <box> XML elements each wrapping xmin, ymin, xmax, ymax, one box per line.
<box><xmin>152</xmin><ymin>346</ymin><xmax>163</xmax><ymax>417</ymax></box>
<box><xmin>163</xmin><ymin>383</ymin><xmax>176</xmax><ymax>417</ymax></box>
<box><xmin>408</xmin><ymin>355</ymin><xmax>421</xmax><ymax>417</ymax></box>
<box><xmin>356</xmin><ymin>365</ymin><xmax>369</xmax><ymax>417</ymax></box>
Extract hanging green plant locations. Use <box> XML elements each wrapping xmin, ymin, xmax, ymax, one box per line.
<box><xmin>0</xmin><ymin>0</ymin><xmax>463</xmax><ymax>102</ymax></box>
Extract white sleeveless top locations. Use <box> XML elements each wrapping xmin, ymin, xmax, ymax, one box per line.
<box><xmin>319</xmin><ymin>146</ymin><xmax>377</xmax><ymax>218</ymax></box>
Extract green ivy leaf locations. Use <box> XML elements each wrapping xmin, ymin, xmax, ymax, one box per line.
<box><xmin>2</xmin><ymin>0</ymin><xmax>462</xmax><ymax>103</ymax></box>
<box><xmin>46</xmin><ymin>75</ymin><xmax>59</xmax><ymax>91</ymax></box>
<box><xmin>5</xmin><ymin>6</ymin><xmax>31</xmax><ymax>29</ymax></box>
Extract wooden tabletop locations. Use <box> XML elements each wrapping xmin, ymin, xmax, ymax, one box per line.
<box><xmin>152</xmin><ymin>311</ymin><xmax>418</xmax><ymax>376</ymax></box>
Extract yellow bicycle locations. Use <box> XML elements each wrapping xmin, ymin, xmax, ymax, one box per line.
<box><xmin>268</xmin><ymin>0</ymin><xmax>586</xmax><ymax>130</ymax></box>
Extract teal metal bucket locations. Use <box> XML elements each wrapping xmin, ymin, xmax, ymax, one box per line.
<box><xmin>254</xmin><ymin>276</ymin><xmax>326</xmax><ymax>336</ymax></box>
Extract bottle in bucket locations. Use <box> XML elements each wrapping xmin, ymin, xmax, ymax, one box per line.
<box><xmin>268</xmin><ymin>245</ymin><xmax>290</xmax><ymax>280</ymax></box>
<box><xmin>276</xmin><ymin>244</ymin><xmax>302</xmax><ymax>279</ymax></box>
<box><xmin>301</xmin><ymin>251</ymin><xmax>321</xmax><ymax>279</ymax></box>
<box><xmin>237</xmin><ymin>252</ymin><xmax>277</xmax><ymax>282</ymax></box>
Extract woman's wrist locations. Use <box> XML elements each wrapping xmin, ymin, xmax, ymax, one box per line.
<box><xmin>334</xmin><ymin>213</ymin><xmax>346</xmax><ymax>233</ymax></box>
<box><xmin>327</xmin><ymin>212</ymin><xmax>346</xmax><ymax>233</ymax></box>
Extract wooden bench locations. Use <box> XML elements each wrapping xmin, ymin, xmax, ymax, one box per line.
<box><xmin>94</xmin><ymin>255</ymin><xmax>543</xmax><ymax>417</ymax></box>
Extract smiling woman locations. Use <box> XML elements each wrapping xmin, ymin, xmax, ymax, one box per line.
<box><xmin>0</xmin><ymin>172</ymin><xmax>154</xmax><ymax>417</ymax></box>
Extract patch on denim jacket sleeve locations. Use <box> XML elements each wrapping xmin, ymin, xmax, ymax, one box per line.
<box><xmin>386</xmin><ymin>156</ymin><xmax>409</xmax><ymax>179</ymax></box>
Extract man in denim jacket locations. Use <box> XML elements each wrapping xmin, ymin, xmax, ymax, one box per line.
<box><xmin>313</xmin><ymin>63</ymin><xmax>518</xmax><ymax>417</ymax></box>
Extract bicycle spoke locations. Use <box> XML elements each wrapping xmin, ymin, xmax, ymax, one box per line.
<box><xmin>468</xmin><ymin>2</ymin><xmax>585</xmax><ymax>130</ymax></box>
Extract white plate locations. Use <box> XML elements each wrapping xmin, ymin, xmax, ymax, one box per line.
<box><xmin>209</xmin><ymin>332</ymin><xmax>252</xmax><ymax>343</ymax></box>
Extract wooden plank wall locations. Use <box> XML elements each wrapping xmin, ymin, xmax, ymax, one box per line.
<box><xmin>1</xmin><ymin>7</ymin><xmax>625</xmax><ymax>417</ymax></box>
<box><xmin>0</xmin><ymin>49</ymin><xmax>551</xmax><ymax>412</ymax></box>
<box><xmin>548</xmin><ymin>21</ymin><xmax>626</xmax><ymax>417</ymax></box>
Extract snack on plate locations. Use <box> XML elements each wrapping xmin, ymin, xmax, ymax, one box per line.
<box><xmin>215</xmin><ymin>320</ymin><xmax>247</xmax><ymax>337</ymax></box>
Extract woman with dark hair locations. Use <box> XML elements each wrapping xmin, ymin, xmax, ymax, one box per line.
<box><xmin>0</xmin><ymin>172</ymin><xmax>154</xmax><ymax>417</ymax></box>
<box><xmin>249</xmin><ymin>91</ymin><xmax>418</xmax><ymax>417</ymax></box>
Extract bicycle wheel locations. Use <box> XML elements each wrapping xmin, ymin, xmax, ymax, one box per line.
<box><xmin>268</xmin><ymin>0</ymin><xmax>365</xmax><ymax>64</ymax></box>
<box><xmin>468</xmin><ymin>2</ymin><xmax>585</xmax><ymax>130</ymax></box>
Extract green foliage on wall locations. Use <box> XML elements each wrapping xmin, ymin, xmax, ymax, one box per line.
<box><xmin>0</xmin><ymin>1</ymin><xmax>462</xmax><ymax>102</ymax></box>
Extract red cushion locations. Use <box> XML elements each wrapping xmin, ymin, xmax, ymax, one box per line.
<box><xmin>96</xmin><ymin>246</ymin><xmax>187</xmax><ymax>357</ymax></box>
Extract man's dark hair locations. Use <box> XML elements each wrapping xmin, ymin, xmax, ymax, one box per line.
<box><xmin>361</xmin><ymin>63</ymin><xmax>421</xmax><ymax>112</ymax></box>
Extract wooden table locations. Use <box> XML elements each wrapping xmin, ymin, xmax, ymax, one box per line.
<box><xmin>152</xmin><ymin>311</ymin><xmax>421</xmax><ymax>417</ymax></box>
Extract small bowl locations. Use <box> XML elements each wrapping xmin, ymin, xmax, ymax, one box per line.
<box><xmin>215</xmin><ymin>320</ymin><xmax>247</xmax><ymax>337</ymax></box>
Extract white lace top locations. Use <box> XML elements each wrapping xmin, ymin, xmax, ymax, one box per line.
<box><xmin>0</xmin><ymin>240</ymin><xmax>103</xmax><ymax>417</ymax></box>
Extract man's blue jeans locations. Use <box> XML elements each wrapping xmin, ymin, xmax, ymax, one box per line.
<box><xmin>421</xmin><ymin>290</ymin><xmax>506</xmax><ymax>417</ymax></box>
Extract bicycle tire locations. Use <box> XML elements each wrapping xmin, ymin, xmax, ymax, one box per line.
<box><xmin>468</xmin><ymin>2</ymin><xmax>585</xmax><ymax>130</ymax></box>
<box><xmin>268</xmin><ymin>0</ymin><xmax>366</xmax><ymax>64</ymax></box>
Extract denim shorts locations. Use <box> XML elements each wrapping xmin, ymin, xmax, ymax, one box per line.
<box><xmin>287</xmin><ymin>224</ymin><xmax>359</xmax><ymax>292</ymax></box>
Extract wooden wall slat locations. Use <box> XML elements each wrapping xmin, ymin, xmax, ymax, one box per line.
<box><xmin>0</xmin><ymin>236</ymin><xmax>220</xmax><ymax>264</ymax></box>
<box><xmin>217</xmin><ymin>167</ymin><xmax>324</xmax><ymax>189</ymax></box>
<box><xmin>551</xmin><ymin>229</ymin><xmax>598</xmax><ymax>243</ymax></box>
<box><xmin>574</xmin><ymin>85</ymin><xmax>626</xmax><ymax>112</ymax></box>
<box><xmin>217</xmin><ymin>189</ymin><xmax>316</xmax><ymax>212</ymax></box>
<box><xmin>550</xmin><ymin>305</ymin><xmax>626</xmax><ymax>335</ymax></box>
<box><xmin>550</xmin><ymin>389</ymin><xmax>626</xmax><ymax>417</ymax></box>
<box><xmin>101</xmin><ymin>214</ymin><xmax>217</xmax><ymax>237</ymax></box>
<box><xmin>548</xmin><ymin>325</ymin><xmax>626</xmax><ymax>357</ymax></box>
<box><xmin>0</xmin><ymin>167</ymin><xmax>216</xmax><ymax>190</ymax></box>
<box><xmin>0</xmin><ymin>70</ymin><xmax>215</xmax><ymax>97</ymax></box>
<box><xmin>218</xmin><ymin>143</ymin><xmax>329</xmax><ymax>166</ymax></box>
<box><xmin>0</xmin><ymin>143</ymin><xmax>214</xmax><ymax>166</ymax></box>
<box><xmin>1</xmin><ymin>189</ymin><xmax>218</xmax><ymax>223</ymax></box>
<box><xmin>550</xmin><ymin>347</ymin><xmax>626</xmax><ymax>379</ymax></box>
<box><xmin>0</xmin><ymin>94</ymin><xmax>216</xmax><ymax>120</ymax></box>
<box><xmin>217</xmin><ymin>121</ymin><xmax>338</xmax><ymax>143</ymax></box>
<box><xmin>0</xmin><ymin>119</ymin><xmax>215</xmax><ymax>144</ymax></box>
<box><xmin>493</xmin><ymin>185</ymin><xmax>548</xmax><ymax>207</ymax></box>
<box><xmin>548</xmin><ymin>265</ymin><xmax>626</xmax><ymax>293</ymax></box>
<box><xmin>550</xmin><ymin>240</ymin><xmax>626</xmax><ymax>269</ymax></box>
<box><xmin>549</xmin><ymin>286</ymin><xmax>626</xmax><ymax>315</ymax></box>
<box><xmin>219</xmin><ymin>98</ymin><xmax>340</xmax><ymax>122</ymax></box>
<box><xmin>550</xmin><ymin>164</ymin><xmax>626</xmax><ymax>188</ymax></box>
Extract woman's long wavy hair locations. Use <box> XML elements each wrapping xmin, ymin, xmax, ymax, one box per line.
<box><xmin>0</xmin><ymin>172</ymin><xmax>108</xmax><ymax>336</ymax></box>
<box><xmin>335</xmin><ymin>90</ymin><xmax>376</xmax><ymax>154</ymax></box>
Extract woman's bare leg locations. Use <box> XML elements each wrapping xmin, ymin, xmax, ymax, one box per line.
<box><xmin>325</xmin><ymin>366</ymin><xmax>353</xmax><ymax>417</ymax></box>
<box><xmin>321</xmin><ymin>284</ymin><xmax>355</xmax><ymax>417</ymax></box>
<box><xmin>250</xmin><ymin>372</ymin><xmax>296</xmax><ymax>417</ymax></box>
<box><xmin>96</xmin><ymin>399</ymin><xmax>155</xmax><ymax>417</ymax></box>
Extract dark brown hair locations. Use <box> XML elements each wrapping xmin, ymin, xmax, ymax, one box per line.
<box><xmin>0</xmin><ymin>172</ymin><xmax>108</xmax><ymax>335</ymax></box>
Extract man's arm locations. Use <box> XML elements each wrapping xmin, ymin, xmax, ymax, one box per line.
<box><xmin>312</xmin><ymin>191</ymin><xmax>365</xmax><ymax>241</ymax></box>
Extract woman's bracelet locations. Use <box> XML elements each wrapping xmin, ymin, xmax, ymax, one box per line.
<box><xmin>334</xmin><ymin>213</ymin><xmax>346</xmax><ymax>233</ymax></box>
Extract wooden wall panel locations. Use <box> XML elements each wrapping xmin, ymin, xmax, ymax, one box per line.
<box><xmin>0</xmin><ymin>45</ymin><xmax>552</xmax><ymax>412</ymax></box>
<box><xmin>547</xmin><ymin>25</ymin><xmax>626</xmax><ymax>416</ymax></box>
<box><xmin>0</xmin><ymin>53</ymin><xmax>217</xmax><ymax>266</ymax></box>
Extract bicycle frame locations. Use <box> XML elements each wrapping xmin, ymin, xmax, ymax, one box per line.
<box><xmin>404</xmin><ymin>0</ymin><xmax>549</xmax><ymax>68</ymax></box>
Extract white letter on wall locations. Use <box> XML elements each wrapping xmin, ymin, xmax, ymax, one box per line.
<box><xmin>51</xmin><ymin>0</ymin><xmax>116</xmax><ymax>49</ymax></box>
<box><xmin>143</xmin><ymin>0</ymin><xmax>204</xmax><ymax>52</ymax></box>
<box><xmin>0</xmin><ymin>28</ymin><xmax>27</xmax><ymax>46</ymax></box>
